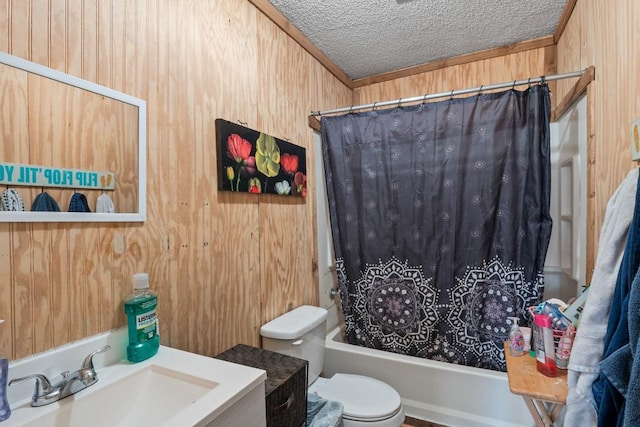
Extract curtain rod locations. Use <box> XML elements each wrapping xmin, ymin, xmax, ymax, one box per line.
<box><xmin>310</xmin><ymin>69</ymin><xmax>586</xmax><ymax>117</ymax></box>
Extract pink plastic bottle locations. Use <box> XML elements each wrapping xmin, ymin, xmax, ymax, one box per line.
<box><xmin>533</xmin><ymin>314</ymin><xmax>557</xmax><ymax>377</ymax></box>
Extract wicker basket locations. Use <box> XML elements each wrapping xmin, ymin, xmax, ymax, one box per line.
<box><xmin>215</xmin><ymin>344</ymin><xmax>309</xmax><ymax>427</ymax></box>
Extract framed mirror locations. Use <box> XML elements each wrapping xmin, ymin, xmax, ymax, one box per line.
<box><xmin>0</xmin><ymin>51</ymin><xmax>146</xmax><ymax>222</ymax></box>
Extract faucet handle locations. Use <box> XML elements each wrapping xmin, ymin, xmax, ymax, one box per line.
<box><xmin>81</xmin><ymin>344</ymin><xmax>111</xmax><ymax>371</ymax></box>
<box><xmin>9</xmin><ymin>374</ymin><xmax>54</xmax><ymax>399</ymax></box>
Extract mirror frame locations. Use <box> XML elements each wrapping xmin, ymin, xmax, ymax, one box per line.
<box><xmin>0</xmin><ymin>51</ymin><xmax>146</xmax><ymax>222</ymax></box>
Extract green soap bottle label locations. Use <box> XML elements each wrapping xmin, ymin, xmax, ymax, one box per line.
<box><xmin>135</xmin><ymin>309</ymin><xmax>157</xmax><ymax>342</ymax></box>
<box><xmin>125</xmin><ymin>295</ymin><xmax>158</xmax><ymax>344</ymax></box>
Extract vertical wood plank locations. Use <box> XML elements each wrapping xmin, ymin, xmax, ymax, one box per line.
<box><xmin>167</xmin><ymin>0</ymin><xmax>191</xmax><ymax>352</ymax></box>
<box><xmin>83</xmin><ymin>225</ymin><xmax>101</xmax><ymax>336</ymax></box>
<box><xmin>49</xmin><ymin>0</ymin><xmax>69</xmax><ymax>72</ymax></box>
<box><xmin>0</xmin><ymin>0</ymin><xmax>10</xmax><ymax>52</ymax></box>
<box><xmin>50</xmin><ymin>224</ymin><xmax>70</xmax><ymax>346</ymax></box>
<box><xmin>66</xmin><ymin>0</ymin><xmax>82</xmax><ymax>75</ymax></box>
<box><xmin>151</xmin><ymin>0</ymin><xmax>178</xmax><ymax>349</ymax></box>
<box><xmin>81</xmin><ymin>0</ymin><xmax>97</xmax><ymax>82</ymax></box>
<box><xmin>67</xmin><ymin>226</ymin><xmax>85</xmax><ymax>341</ymax></box>
<box><xmin>0</xmin><ymin>225</ymin><xmax>14</xmax><ymax>359</ymax></box>
<box><xmin>144</xmin><ymin>0</ymin><xmax>173</xmax><ymax>347</ymax></box>
<box><xmin>189</xmin><ymin>5</ymin><xmax>213</xmax><ymax>355</ymax></box>
<box><xmin>48</xmin><ymin>0</ymin><xmax>66</xmax><ymax>71</ymax></box>
<box><xmin>96</xmin><ymin>0</ymin><xmax>110</xmax><ymax>88</ymax></box>
<box><xmin>12</xmin><ymin>224</ymin><xmax>33</xmax><ymax>359</ymax></box>
<box><xmin>29</xmin><ymin>0</ymin><xmax>48</xmax><ymax>65</ymax></box>
<box><xmin>110</xmin><ymin>0</ymin><xmax>124</xmax><ymax>94</ymax></box>
<box><xmin>30</xmin><ymin>224</ymin><xmax>52</xmax><ymax>353</ymax></box>
<box><xmin>9</xmin><ymin>0</ymin><xmax>29</xmax><ymax>58</ymax></box>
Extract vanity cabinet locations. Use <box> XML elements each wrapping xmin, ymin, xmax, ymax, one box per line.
<box><xmin>205</xmin><ymin>381</ymin><xmax>266</xmax><ymax>427</ymax></box>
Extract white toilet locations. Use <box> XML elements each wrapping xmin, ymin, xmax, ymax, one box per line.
<box><xmin>260</xmin><ymin>305</ymin><xmax>405</xmax><ymax>427</ymax></box>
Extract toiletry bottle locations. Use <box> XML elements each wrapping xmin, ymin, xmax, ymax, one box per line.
<box><xmin>533</xmin><ymin>314</ymin><xmax>557</xmax><ymax>377</ymax></box>
<box><xmin>0</xmin><ymin>320</ymin><xmax>10</xmax><ymax>421</ymax></box>
<box><xmin>124</xmin><ymin>273</ymin><xmax>160</xmax><ymax>362</ymax></box>
<box><xmin>520</xmin><ymin>326</ymin><xmax>532</xmax><ymax>354</ymax></box>
<box><xmin>537</xmin><ymin>302</ymin><xmax>572</xmax><ymax>330</ymax></box>
<box><xmin>507</xmin><ymin>317</ymin><xmax>524</xmax><ymax>357</ymax></box>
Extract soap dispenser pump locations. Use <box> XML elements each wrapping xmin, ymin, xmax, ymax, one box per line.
<box><xmin>508</xmin><ymin>316</ymin><xmax>525</xmax><ymax>357</ymax></box>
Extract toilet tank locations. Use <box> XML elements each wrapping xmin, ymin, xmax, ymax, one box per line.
<box><xmin>260</xmin><ymin>305</ymin><xmax>328</xmax><ymax>385</ymax></box>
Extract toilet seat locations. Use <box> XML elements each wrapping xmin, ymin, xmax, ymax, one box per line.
<box><xmin>314</xmin><ymin>374</ymin><xmax>403</xmax><ymax>422</ymax></box>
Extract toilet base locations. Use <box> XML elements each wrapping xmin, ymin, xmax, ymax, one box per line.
<box><xmin>309</xmin><ymin>377</ymin><xmax>405</xmax><ymax>427</ymax></box>
<box><xmin>341</xmin><ymin>406</ymin><xmax>405</xmax><ymax>427</ymax></box>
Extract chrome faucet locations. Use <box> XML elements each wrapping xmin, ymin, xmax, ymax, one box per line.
<box><xmin>9</xmin><ymin>344</ymin><xmax>111</xmax><ymax>407</ymax></box>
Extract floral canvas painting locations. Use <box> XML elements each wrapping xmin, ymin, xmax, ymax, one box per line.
<box><xmin>216</xmin><ymin>119</ymin><xmax>307</xmax><ymax>197</ymax></box>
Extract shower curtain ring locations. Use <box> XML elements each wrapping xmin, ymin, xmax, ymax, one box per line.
<box><xmin>422</xmin><ymin>94</ymin><xmax>428</xmax><ymax>104</ymax></box>
<box><xmin>397</xmin><ymin>98</ymin><xmax>402</xmax><ymax>108</ymax></box>
<box><xmin>372</xmin><ymin>102</ymin><xmax>377</xmax><ymax>111</ymax></box>
<box><xmin>449</xmin><ymin>90</ymin><xmax>455</xmax><ymax>100</ymax></box>
<box><xmin>478</xmin><ymin>85</ymin><xmax>484</xmax><ymax>95</ymax></box>
<box><xmin>349</xmin><ymin>105</ymin><xmax>354</xmax><ymax>114</ymax></box>
<box><xmin>527</xmin><ymin>78</ymin><xmax>532</xmax><ymax>88</ymax></box>
<box><xmin>512</xmin><ymin>80</ymin><xmax>517</xmax><ymax>90</ymax></box>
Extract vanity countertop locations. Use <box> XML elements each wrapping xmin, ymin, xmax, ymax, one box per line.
<box><xmin>5</xmin><ymin>329</ymin><xmax>266</xmax><ymax>427</ymax></box>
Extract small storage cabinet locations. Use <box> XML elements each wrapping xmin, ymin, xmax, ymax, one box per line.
<box><xmin>215</xmin><ymin>344</ymin><xmax>308</xmax><ymax>427</ymax></box>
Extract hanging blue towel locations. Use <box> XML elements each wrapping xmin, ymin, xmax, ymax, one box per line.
<box><xmin>623</xmin><ymin>263</ymin><xmax>640</xmax><ymax>425</ymax></box>
<box><xmin>594</xmin><ymin>170</ymin><xmax>640</xmax><ymax>426</ymax></box>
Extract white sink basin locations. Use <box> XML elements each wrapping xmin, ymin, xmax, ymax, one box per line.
<box><xmin>17</xmin><ymin>365</ymin><xmax>216</xmax><ymax>427</ymax></box>
<box><xmin>5</xmin><ymin>330</ymin><xmax>266</xmax><ymax>427</ymax></box>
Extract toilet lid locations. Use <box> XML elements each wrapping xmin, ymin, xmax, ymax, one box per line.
<box><xmin>315</xmin><ymin>374</ymin><xmax>402</xmax><ymax>421</ymax></box>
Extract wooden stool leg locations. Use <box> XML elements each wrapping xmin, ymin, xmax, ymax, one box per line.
<box><xmin>523</xmin><ymin>397</ymin><xmax>547</xmax><ymax>427</ymax></box>
<box><xmin>522</xmin><ymin>397</ymin><xmax>561</xmax><ymax>427</ymax></box>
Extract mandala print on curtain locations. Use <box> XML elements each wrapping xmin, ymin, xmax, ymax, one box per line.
<box><xmin>322</xmin><ymin>84</ymin><xmax>552</xmax><ymax>371</ymax></box>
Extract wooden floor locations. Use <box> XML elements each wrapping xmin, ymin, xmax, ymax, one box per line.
<box><xmin>403</xmin><ymin>416</ymin><xmax>449</xmax><ymax>427</ymax></box>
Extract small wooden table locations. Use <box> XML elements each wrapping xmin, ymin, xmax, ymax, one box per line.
<box><xmin>504</xmin><ymin>342</ymin><xmax>567</xmax><ymax>427</ymax></box>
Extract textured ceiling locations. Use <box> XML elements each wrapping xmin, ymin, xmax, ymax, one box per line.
<box><xmin>268</xmin><ymin>0</ymin><xmax>568</xmax><ymax>80</ymax></box>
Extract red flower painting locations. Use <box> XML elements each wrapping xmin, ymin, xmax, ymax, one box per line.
<box><xmin>294</xmin><ymin>172</ymin><xmax>307</xmax><ymax>197</ymax></box>
<box><xmin>280</xmin><ymin>153</ymin><xmax>299</xmax><ymax>175</ymax></box>
<box><xmin>225</xmin><ymin>133</ymin><xmax>256</xmax><ymax>190</ymax></box>
<box><xmin>217</xmin><ymin>119</ymin><xmax>307</xmax><ymax>197</ymax></box>
<box><xmin>227</xmin><ymin>134</ymin><xmax>252</xmax><ymax>162</ymax></box>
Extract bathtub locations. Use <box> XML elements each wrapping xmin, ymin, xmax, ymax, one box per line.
<box><xmin>322</xmin><ymin>325</ymin><xmax>535</xmax><ymax>427</ymax></box>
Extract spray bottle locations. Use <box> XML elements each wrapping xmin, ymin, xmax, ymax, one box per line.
<box><xmin>533</xmin><ymin>313</ymin><xmax>557</xmax><ymax>377</ymax></box>
<box><xmin>507</xmin><ymin>317</ymin><xmax>525</xmax><ymax>357</ymax></box>
<box><xmin>0</xmin><ymin>320</ymin><xmax>10</xmax><ymax>421</ymax></box>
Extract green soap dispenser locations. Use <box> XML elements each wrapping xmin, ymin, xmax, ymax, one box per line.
<box><xmin>124</xmin><ymin>273</ymin><xmax>160</xmax><ymax>362</ymax></box>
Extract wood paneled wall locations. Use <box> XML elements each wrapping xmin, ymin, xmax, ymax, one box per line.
<box><xmin>3</xmin><ymin>0</ymin><xmax>633</xmax><ymax>362</ymax></box>
<box><xmin>353</xmin><ymin>47</ymin><xmax>555</xmax><ymax>106</ymax></box>
<box><xmin>0</xmin><ymin>0</ymin><xmax>351</xmax><ymax>360</ymax></box>
<box><xmin>555</xmin><ymin>0</ymin><xmax>640</xmax><ymax>270</ymax></box>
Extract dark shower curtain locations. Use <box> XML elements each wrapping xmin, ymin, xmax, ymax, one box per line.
<box><xmin>321</xmin><ymin>84</ymin><xmax>552</xmax><ymax>371</ymax></box>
